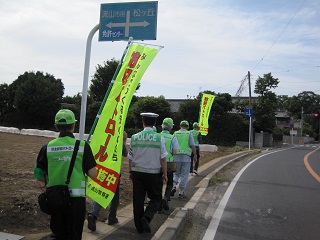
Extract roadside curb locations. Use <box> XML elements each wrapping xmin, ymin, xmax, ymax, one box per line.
<box><xmin>152</xmin><ymin>151</ymin><xmax>252</xmax><ymax>240</ymax></box>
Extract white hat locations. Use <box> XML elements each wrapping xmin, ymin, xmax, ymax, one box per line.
<box><xmin>140</xmin><ymin>112</ymin><xmax>159</xmax><ymax>118</ymax></box>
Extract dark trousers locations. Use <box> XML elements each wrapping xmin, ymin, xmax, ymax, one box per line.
<box><xmin>109</xmin><ymin>179</ymin><xmax>120</xmax><ymax>220</ymax></box>
<box><xmin>190</xmin><ymin>148</ymin><xmax>200</xmax><ymax>172</ymax></box>
<box><xmin>164</xmin><ymin>171</ymin><xmax>174</xmax><ymax>200</ymax></box>
<box><xmin>50</xmin><ymin>197</ymin><xmax>86</xmax><ymax>240</ymax></box>
<box><xmin>131</xmin><ymin>172</ymin><xmax>162</xmax><ymax>232</ymax></box>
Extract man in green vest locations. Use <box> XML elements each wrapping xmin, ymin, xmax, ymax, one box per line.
<box><xmin>128</xmin><ymin>112</ymin><xmax>168</xmax><ymax>233</ymax></box>
<box><xmin>34</xmin><ymin>109</ymin><xmax>97</xmax><ymax>240</ymax></box>
<box><xmin>158</xmin><ymin>117</ymin><xmax>179</xmax><ymax>212</ymax></box>
<box><xmin>190</xmin><ymin>122</ymin><xmax>202</xmax><ymax>175</ymax></box>
<box><xmin>170</xmin><ymin>120</ymin><xmax>197</xmax><ymax>199</ymax></box>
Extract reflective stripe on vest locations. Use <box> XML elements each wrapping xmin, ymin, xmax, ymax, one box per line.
<box><xmin>131</xmin><ymin>167</ymin><xmax>161</xmax><ymax>174</ymax></box>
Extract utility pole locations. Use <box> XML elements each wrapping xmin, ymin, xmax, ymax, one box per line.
<box><xmin>248</xmin><ymin>71</ymin><xmax>253</xmax><ymax>150</ymax></box>
<box><xmin>300</xmin><ymin>107</ymin><xmax>303</xmax><ymax>137</ymax></box>
<box><xmin>248</xmin><ymin>71</ymin><xmax>252</xmax><ymax>107</ymax></box>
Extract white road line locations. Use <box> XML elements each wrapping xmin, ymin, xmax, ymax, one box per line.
<box><xmin>202</xmin><ymin>148</ymin><xmax>288</xmax><ymax>240</ymax></box>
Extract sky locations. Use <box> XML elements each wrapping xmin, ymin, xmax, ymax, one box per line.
<box><xmin>0</xmin><ymin>0</ymin><xmax>319</xmax><ymax>99</ymax></box>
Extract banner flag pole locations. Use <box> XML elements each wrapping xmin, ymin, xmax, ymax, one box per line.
<box><xmin>86</xmin><ymin>43</ymin><xmax>161</xmax><ymax>208</ymax></box>
<box><xmin>87</xmin><ymin>37</ymin><xmax>133</xmax><ymax>142</ymax></box>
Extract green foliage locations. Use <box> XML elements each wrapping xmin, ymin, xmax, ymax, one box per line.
<box><xmin>254</xmin><ymin>73</ymin><xmax>279</xmax><ymax>96</ymax></box>
<box><xmin>0</xmin><ymin>83</ymin><xmax>12</xmax><ymax>125</ymax></box>
<box><xmin>176</xmin><ymin>98</ymin><xmax>199</xmax><ymax>125</ymax></box>
<box><xmin>126</xmin><ymin>96</ymin><xmax>172</xmax><ymax>129</ymax></box>
<box><xmin>203</xmin><ymin>113</ymin><xmax>248</xmax><ymax>146</ymax></box>
<box><xmin>89</xmin><ymin>59</ymin><xmax>119</xmax><ymax>102</ymax></box>
<box><xmin>5</xmin><ymin>71</ymin><xmax>64</xmax><ymax>129</ymax></box>
<box><xmin>253</xmin><ymin>73</ymin><xmax>279</xmax><ymax>133</ymax></box>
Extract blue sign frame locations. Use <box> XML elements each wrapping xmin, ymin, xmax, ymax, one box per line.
<box><xmin>245</xmin><ymin>108</ymin><xmax>253</xmax><ymax>117</ymax></box>
<box><xmin>99</xmin><ymin>1</ymin><xmax>158</xmax><ymax>41</ymax></box>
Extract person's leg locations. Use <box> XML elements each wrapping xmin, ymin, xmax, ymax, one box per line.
<box><xmin>67</xmin><ymin>197</ymin><xmax>86</xmax><ymax>240</ymax></box>
<box><xmin>171</xmin><ymin>162</ymin><xmax>182</xmax><ymax>196</ymax></box>
<box><xmin>164</xmin><ymin>171</ymin><xmax>173</xmax><ymax>200</ymax></box>
<box><xmin>194</xmin><ymin>148</ymin><xmax>200</xmax><ymax>172</ymax></box>
<box><xmin>108</xmin><ymin>178</ymin><xmax>120</xmax><ymax>225</ymax></box>
<box><xmin>87</xmin><ymin>201</ymin><xmax>102</xmax><ymax>231</ymax></box>
<box><xmin>190</xmin><ymin>153</ymin><xmax>194</xmax><ymax>173</ymax></box>
<box><xmin>143</xmin><ymin>173</ymin><xmax>162</xmax><ymax>232</ymax></box>
<box><xmin>90</xmin><ymin>201</ymin><xmax>102</xmax><ymax>218</ymax></box>
<box><xmin>50</xmin><ymin>209</ymin><xmax>67</xmax><ymax>239</ymax></box>
<box><xmin>131</xmin><ymin>172</ymin><xmax>146</xmax><ymax>233</ymax></box>
<box><xmin>178</xmin><ymin>161</ymin><xmax>191</xmax><ymax>197</ymax></box>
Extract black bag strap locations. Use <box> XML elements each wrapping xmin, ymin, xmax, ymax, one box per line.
<box><xmin>65</xmin><ymin>140</ymin><xmax>80</xmax><ymax>185</ymax></box>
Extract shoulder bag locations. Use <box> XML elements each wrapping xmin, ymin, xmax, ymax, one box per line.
<box><xmin>38</xmin><ymin>140</ymin><xmax>80</xmax><ymax>215</ymax></box>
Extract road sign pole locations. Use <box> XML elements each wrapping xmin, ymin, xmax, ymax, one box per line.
<box><xmin>79</xmin><ymin>24</ymin><xmax>99</xmax><ymax>140</ymax></box>
<box><xmin>249</xmin><ymin>116</ymin><xmax>252</xmax><ymax>151</ymax></box>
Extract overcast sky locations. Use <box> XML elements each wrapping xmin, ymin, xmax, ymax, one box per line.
<box><xmin>0</xmin><ymin>0</ymin><xmax>319</xmax><ymax>99</ymax></box>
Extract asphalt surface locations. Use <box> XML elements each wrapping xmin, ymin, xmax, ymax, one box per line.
<box><xmin>203</xmin><ymin>144</ymin><xmax>320</xmax><ymax>240</ymax></box>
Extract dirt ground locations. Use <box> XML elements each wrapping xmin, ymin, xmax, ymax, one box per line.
<box><xmin>0</xmin><ymin>132</ymin><xmax>233</xmax><ymax>237</ymax></box>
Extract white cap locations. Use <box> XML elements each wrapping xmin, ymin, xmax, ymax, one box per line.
<box><xmin>140</xmin><ymin>112</ymin><xmax>159</xmax><ymax>118</ymax></box>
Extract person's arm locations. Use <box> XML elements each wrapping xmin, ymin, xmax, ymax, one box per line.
<box><xmin>198</xmin><ymin>132</ymin><xmax>202</xmax><ymax>144</ymax></box>
<box><xmin>172</xmin><ymin>137</ymin><xmax>179</xmax><ymax>155</ymax></box>
<box><xmin>122</xmin><ymin>131</ymin><xmax>128</xmax><ymax>157</ymax></box>
<box><xmin>34</xmin><ymin>145</ymin><xmax>48</xmax><ymax>184</ymax></box>
<box><xmin>160</xmin><ymin>136</ymin><xmax>168</xmax><ymax>182</ymax></box>
<box><xmin>83</xmin><ymin>141</ymin><xmax>97</xmax><ymax>180</ymax></box>
<box><xmin>191</xmin><ymin>145</ymin><xmax>197</xmax><ymax>162</ymax></box>
<box><xmin>160</xmin><ymin>157</ymin><xmax>168</xmax><ymax>183</ymax></box>
<box><xmin>129</xmin><ymin>159</ymin><xmax>133</xmax><ymax>180</ymax></box>
<box><xmin>189</xmin><ymin>134</ymin><xmax>197</xmax><ymax>162</ymax></box>
<box><xmin>87</xmin><ymin>167</ymin><xmax>97</xmax><ymax>179</ymax></box>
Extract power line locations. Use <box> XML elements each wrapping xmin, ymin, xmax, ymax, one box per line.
<box><xmin>251</xmin><ymin>0</ymin><xmax>306</xmax><ymax>72</ymax></box>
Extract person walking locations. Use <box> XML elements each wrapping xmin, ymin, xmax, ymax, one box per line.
<box><xmin>170</xmin><ymin>120</ymin><xmax>197</xmax><ymax>199</ymax></box>
<box><xmin>158</xmin><ymin>118</ymin><xmax>179</xmax><ymax>212</ymax></box>
<box><xmin>87</xmin><ymin>131</ymin><xmax>128</xmax><ymax>231</ymax></box>
<box><xmin>34</xmin><ymin>109</ymin><xmax>97</xmax><ymax>240</ymax></box>
<box><xmin>190</xmin><ymin>122</ymin><xmax>202</xmax><ymax>175</ymax></box>
<box><xmin>128</xmin><ymin>112</ymin><xmax>168</xmax><ymax>233</ymax></box>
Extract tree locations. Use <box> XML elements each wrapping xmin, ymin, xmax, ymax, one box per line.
<box><xmin>0</xmin><ymin>83</ymin><xmax>12</xmax><ymax>125</ymax></box>
<box><xmin>126</xmin><ymin>96</ymin><xmax>172</xmax><ymax>131</ymax></box>
<box><xmin>254</xmin><ymin>72</ymin><xmax>279</xmax><ymax>96</ymax></box>
<box><xmin>89</xmin><ymin>59</ymin><xmax>119</xmax><ymax>102</ymax></box>
<box><xmin>10</xmin><ymin>71</ymin><xmax>64</xmax><ymax>129</ymax></box>
<box><xmin>253</xmin><ymin>73</ymin><xmax>279</xmax><ymax>132</ymax></box>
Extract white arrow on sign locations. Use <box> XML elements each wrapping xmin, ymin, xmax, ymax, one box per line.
<box><xmin>106</xmin><ymin>10</ymin><xmax>150</xmax><ymax>37</ymax></box>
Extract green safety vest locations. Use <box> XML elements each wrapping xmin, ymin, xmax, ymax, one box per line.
<box><xmin>161</xmin><ymin>132</ymin><xmax>174</xmax><ymax>162</ymax></box>
<box><xmin>174</xmin><ymin>130</ymin><xmax>192</xmax><ymax>156</ymax></box>
<box><xmin>190</xmin><ymin>130</ymin><xmax>200</xmax><ymax>147</ymax></box>
<box><xmin>47</xmin><ymin>137</ymin><xmax>86</xmax><ymax>197</ymax></box>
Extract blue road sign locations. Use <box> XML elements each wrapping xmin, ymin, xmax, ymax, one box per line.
<box><xmin>99</xmin><ymin>1</ymin><xmax>158</xmax><ymax>41</ymax></box>
<box><xmin>245</xmin><ymin>108</ymin><xmax>253</xmax><ymax>117</ymax></box>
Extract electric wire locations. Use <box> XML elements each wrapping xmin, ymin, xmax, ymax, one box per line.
<box><xmin>251</xmin><ymin>0</ymin><xmax>306</xmax><ymax>73</ymax></box>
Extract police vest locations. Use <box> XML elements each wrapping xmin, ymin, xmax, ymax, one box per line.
<box><xmin>130</xmin><ymin>130</ymin><xmax>162</xmax><ymax>173</ymax></box>
<box><xmin>190</xmin><ymin>130</ymin><xmax>200</xmax><ymax>147</ymax></box>
<box><xmin>47</xmin><ymin>137</ymin><xmax>86</xmax><ymax>197</ymax></box>
<box><xmin>174</xmin><ymin>130</ymin><xmax>192</xmax><ymax>156</ymax></box>
<box><xmin>161</xmin><ymin>132</ymin><xmax>174</xmax><ymax>162</ymax></box>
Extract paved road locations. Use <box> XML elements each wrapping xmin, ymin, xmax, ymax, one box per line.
<box><xmin>202</xmin><ymin>145</ymin><xmax>320</xmax><ymax>240</ymax></box>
